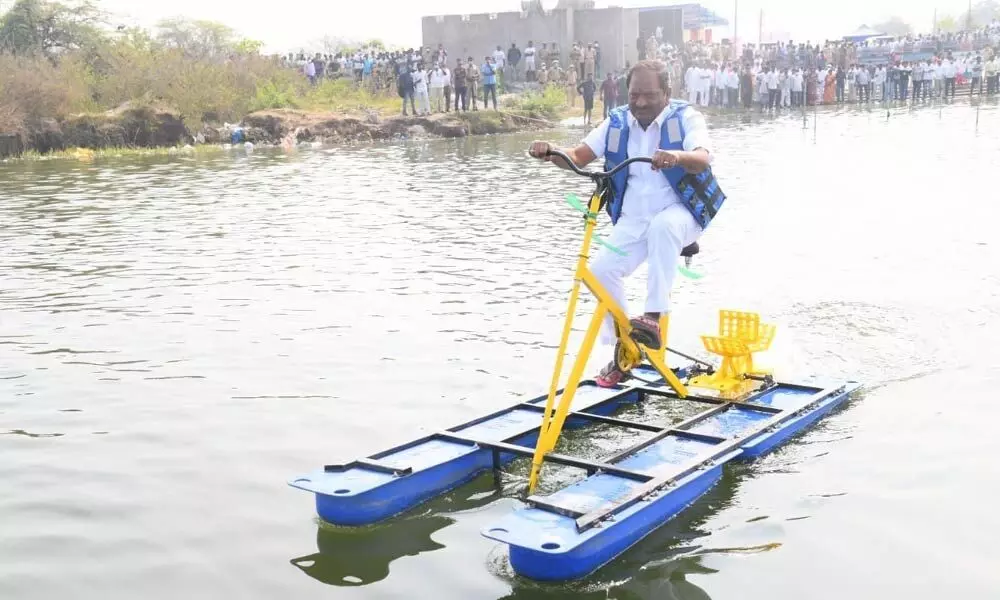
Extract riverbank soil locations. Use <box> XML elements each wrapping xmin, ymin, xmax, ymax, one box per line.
<box><xmin>0</xmin><ymin>104</ymin><xmax>553</xmax><ymax>158</ymax></box>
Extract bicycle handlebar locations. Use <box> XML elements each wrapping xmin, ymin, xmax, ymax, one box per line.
<box><xmin>543</xmin><ymin>148</ymin><xmax>652</xmax><ymax>180</ymax></box>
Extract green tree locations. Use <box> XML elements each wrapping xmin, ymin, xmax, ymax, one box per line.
<box><xmin>233</xmin><ymin>38</ymin><xmax>263</xmax><ymax>55</ymax></box>
<box><xmin>0</xmin><ymin>0</ymin><xmax>104</xmax><ymax>58</ymax></box>
<box><xmin>959</xmin><ymin>0</ymin><xmax>1000</xmax><ymax>28</ymax></box>
<box><xmin>871</xmin><ymin>17</ymin><xmax>912</xmax><ymax>37</ymax></box>
<box><xmin>155</xmin><ymin>17</ymin><xmax>239</xmax><ymax>60</ymax></box>
<box><xmin>935</xmin><ymin>14</ymin><xmax>959</xmax><ymax>32</ymax></box>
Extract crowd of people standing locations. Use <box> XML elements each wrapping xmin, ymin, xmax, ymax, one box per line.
<box><xmin>654</xmin><ymin>21</ymin><xmax>1000</xmax><ymax>111</ymax></box>
<box><xmin>281</xmin><ymin>20</ymin><xmax>1000</xmax><ymax>119</ymax></box>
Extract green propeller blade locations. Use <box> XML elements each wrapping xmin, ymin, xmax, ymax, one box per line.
<box><xmin>564</xmin><ymin>193</ymin><xmax>588</xmax><ymax>214</ymax></box>
<box><xmin>594</xmin><ymin>235</ymin><xmax>627</xmax><ymax>256</ymax></box>
<box><xmin>564</xmin><ymin>193</ymin><xmax>704</xmax><ymax>278</ymax></box>
<box><xmin>566</xmin><ymin>194</ymin><xmax>627</xmax><ymax>255</ymax></box>
<box><xmin>678</xmin><ymin>265</ymin><xmax>704</xmax><ymax>280</ymax></box>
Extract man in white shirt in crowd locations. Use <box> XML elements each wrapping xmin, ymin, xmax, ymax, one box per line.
<box><xmin>429</xmin><ymin>63</ymin><xmax>448</xmax><ymax>112</ymax></box>
<box><xmin>942</xmin><ymin>56</ymin><xmax>957</xmax><ymax>98</ymax></box>
<box><xmin>765</xmin><ymin>66</ymin><xmax>779</xmax><ymax>109</ymax></box>
<box><xmin>986</xmin><ymin>55</ymin><xmax>999</xmax><ymax>95</ymax></box>
<box><xmin>873</xmin><ymin>64</ymin><xmax>886</xmax><ymax>101</ymax></box>
<box><xmin>685</xmin><ymin>63</ymin><xmax>698</xmax><ymax>104</ymax></box>
<box><xmin>856</xmin><ymin>64</ymin><xmax>871</xmax><ymax>102</ymax></box>
<box><xmin>714</xmin><ymin>64</ymin><xmax>727</xmax><ymax>106</ymax></box>
<box><xmin>412</xmin><ymin>64</ymin><xmax>430</xmax><ymax>115</ymax></box>
<box><xmin>779</xmin><ymin>68</ymin><xmax>791</xmax><ymax>107</ymax></box>
<box><xmin>526</xmin><ymin>60</ymin><xmax>716</xmax><ymax>386</ymax></box>
<box><xmin>725</xmin><ymin>63</ymin><xmax>739</xmax><ymax>107</ymax></box>
<box><xmin>790</xmin><ymin>67</ymin><xmax>803</xmax><ymax>106</ymax></box>
<box><xmin>492</xmin><ymin>45</ymin><xmax>507</xmax><ymax>89</ymax></box>
<box><xmin>698</xmin><ymin>62</ymin><xmax>712</xmax><ymax>106</ymax></box>
<box><xmin>911</xmin><ymin>60</ymin><xmax>923</xmax><ymax>100</ymax></box>
<box><xmin>524</xmin><ymin>41</ymin><xmax>537</xmax><ymax>82</ymax></box>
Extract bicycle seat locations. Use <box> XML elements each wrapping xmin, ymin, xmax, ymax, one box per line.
<box><xmin>681</xmin><ymin>242</ymin><xmax>700</xmax><ymax>258</ymax></box>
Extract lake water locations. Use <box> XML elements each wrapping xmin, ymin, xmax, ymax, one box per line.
<box><xmin>2</xmin><ymin>102</ymin><xmax>999</xmax><ymax>599</ymax></box>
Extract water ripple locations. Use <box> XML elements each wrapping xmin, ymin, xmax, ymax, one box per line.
<box><xmin>1</xmin><ymin>103</ymin><xmax>999</xmax><ymax>599</ymax></box>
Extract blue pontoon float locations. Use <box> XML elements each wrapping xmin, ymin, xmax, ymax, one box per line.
<box><xmin>289</xmin><ymin>150</ymin><xmax>861</xmax><ymax>581</ymax></box>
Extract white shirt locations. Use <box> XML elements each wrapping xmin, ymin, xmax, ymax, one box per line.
<box><xmin>412</xmin><ymin>70</ymin><xmax>428</xmax><ymax>93</ymax></box>
<box><xmin>582</xmin><ymin>104</ymin><xmax>711</xmax><ymax>221</ymax></box>
<box><xmin>430</xmin><ymin>69</ymin><xmax>449</xmax><ymax>88</ymax></box>
<box><xmin>699</xmin><ymin>68</ymin><xmax>712</xmax><ymax>88</ymax></box>
<box><xmin>790</xmin><ymin>72</ymin><xmax>803</xmax><ymax>92</ymax></box>
<box><xmin>492</xmin><ymin>50</ymin><xmax>506</xmax><ymax>69</ymax></box>
<box><xmin>766</xmin><ymin>70</ymin><xmax>779</xmax><ymax>89</ymax></box>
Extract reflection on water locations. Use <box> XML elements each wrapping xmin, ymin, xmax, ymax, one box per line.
<box><xmin>497</xmin><ymin>467</ymin><xmax>745</xmax><ymax>600</ymax></box>
<box><xmin>1</xmin><ymin>101</ymin><xmax>999</xmax><ymax>599</ymax></box>
<box><xmin>291</xmin><ymin>473</ymin><xmax>504</xmax><ymax>587</ymax></box>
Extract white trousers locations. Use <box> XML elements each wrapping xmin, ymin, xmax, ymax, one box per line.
<box><xmin>414</xmin><ymin>90</ymin><xmax>430</xmax><ymax>114</ymax></box>
<box><xmin>430</xmin><ymin>87</ymin><xmax>444</xmax><ymax>112</ymax></box>
<box><xmin>781</xmin><ymin>88</ymin><xmax>791</xmax><ymax>106</ymax></box>
<box><xmin>590</xmin><ymin>203</ymin><xmax>702</xmax><ymax>344</ymax></box>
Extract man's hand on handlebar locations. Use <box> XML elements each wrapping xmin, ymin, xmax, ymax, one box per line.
<box><xmin>528</xmin><ymin>141</ymin><xmax>553</xmax><ymax>161</ymax></box>
<box><xmin>651</xmin><ymin>148</ymin><xmax>711</xmax><ymax>174</ymax></box>
<box><xmin>527</xmin><ymin>141</ymin><xmax>597</xmax><ymax>172</ymax></box>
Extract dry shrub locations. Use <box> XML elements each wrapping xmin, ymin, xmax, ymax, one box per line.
<box><xmin>0</xmin><ymin>55</ymin><xmax>90</xmax><ymax>123</ymax></box>
<box><xmin>0</xmin><ymin>102</ymin><xmax>25</xmax><ymax>134</ymax></box>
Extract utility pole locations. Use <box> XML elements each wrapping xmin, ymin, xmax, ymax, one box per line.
<box><xmin>758</xmin><ymin>9</ymin><xmax>763</xmax><ymax>45</ymax></box>
<box><xmin>733</xmin><ymin>0</ymin><xmax>738</xmax><ymax>44</ymax></box>
<box><xmin>933</xmin><ymin>8</ymin><xmax>937</xmax><ymax>34</ymax></box>
<box><xmin>966</xmin><ymin>0</ymin><xmax>973</xmax><ymax>30</ymax></box>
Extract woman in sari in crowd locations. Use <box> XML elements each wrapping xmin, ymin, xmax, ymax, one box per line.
<box><xmin>823</xmin><ymin>67</ymin><xmax>836</xmax><ymax>104</ymax></box>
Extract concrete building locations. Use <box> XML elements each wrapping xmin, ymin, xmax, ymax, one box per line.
<box><xmin>421</xmin><ymin>3</ymin><xmax>727</xmax><ymax>72</ymax></box>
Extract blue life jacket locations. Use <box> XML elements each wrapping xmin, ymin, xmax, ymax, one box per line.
<box><xmin>603</xmin><ymin>101</ymin><xmax>726</xmax><ymax>228</ymax></box>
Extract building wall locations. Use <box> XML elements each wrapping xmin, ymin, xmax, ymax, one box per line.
<box><xmin>421</xmin><ymin>7</ymin><xmax>649</xmax><ymax>73</ymax></box>
<box><xmin>622</xmin><ymin>8</ymin><xmax>641</xmax><ymax>68</ymax></box>
<box><xmin>574</xmin><ymin>7</ymin><xmax>635</xmax><ymax>75</ymax></box>
<box><xmin>422</xmin><ymin>11</ymin><xmax>570</xmax><ymax>66</ymax></box>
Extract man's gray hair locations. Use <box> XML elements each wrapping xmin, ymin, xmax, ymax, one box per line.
<box><xmin>626</xmin><ymin>60</ymin><xmax>671</xmax><ymax>92</ymax></box>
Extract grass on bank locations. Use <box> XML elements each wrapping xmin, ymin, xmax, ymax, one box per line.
<box><xmin>0</xmin><ymin>0</ymin><xmax>578</xmax><ymax>152</ymax></box>
<box><xmin>4</xmin><ymin>144</ymin><xmax>227</xmax><ymax>162</ymax></box>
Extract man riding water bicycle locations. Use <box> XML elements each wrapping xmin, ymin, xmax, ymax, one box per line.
<box><xmin>528</xmin><ymin>59</ymin><xmax>725</xmax><ymax>388</ymax></box>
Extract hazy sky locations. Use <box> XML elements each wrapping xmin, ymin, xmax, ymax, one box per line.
<box><xmin>95</xmin><ymin>0</ymin><xmax>977</xmax><ymax>52</ymax></box>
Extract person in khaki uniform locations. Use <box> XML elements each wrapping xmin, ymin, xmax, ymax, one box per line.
<box><xmin>466</xmin><ymin>56</ymin><xmax>480</xmax><ymax>110</ymax></box>
<box><xmin>565</xmin><ymin>61</ymin><xmax>578</xmax><ymax>107</ymax></box>
<box><xmin>584</xmin><ymin>43</ymin><xmax>596</xmax><ymax>80</ymax></box>
<box><xmin>570</xmin><ymin>42</ymin><xmax>583</xmax><ymax>80</ymax></box>
<box><xmin>645</xmin><ymin>35</ymin><xmax>658</xmax><ymax>61</ymax></box>
<box><xmin>550</xmin><ymin>60</ymin><xmax>563</xmax><ymax>87</ymax></box>
<box><xmin>537</xmin><ymin>63</ymin><xmax>549</xmax><ymax>85</ymax></box>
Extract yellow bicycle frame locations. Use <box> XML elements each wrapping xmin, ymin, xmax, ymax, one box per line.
<box><xmin>526</xmin><ymin>190</ymin><xmax>688</xmax><ymax>493</ymax></box>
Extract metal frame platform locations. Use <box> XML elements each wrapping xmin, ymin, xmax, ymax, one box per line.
<box><xmin>289</xmin><ymin>366</ymin><xmax>860</xmax><ymax>581</ymax></box>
